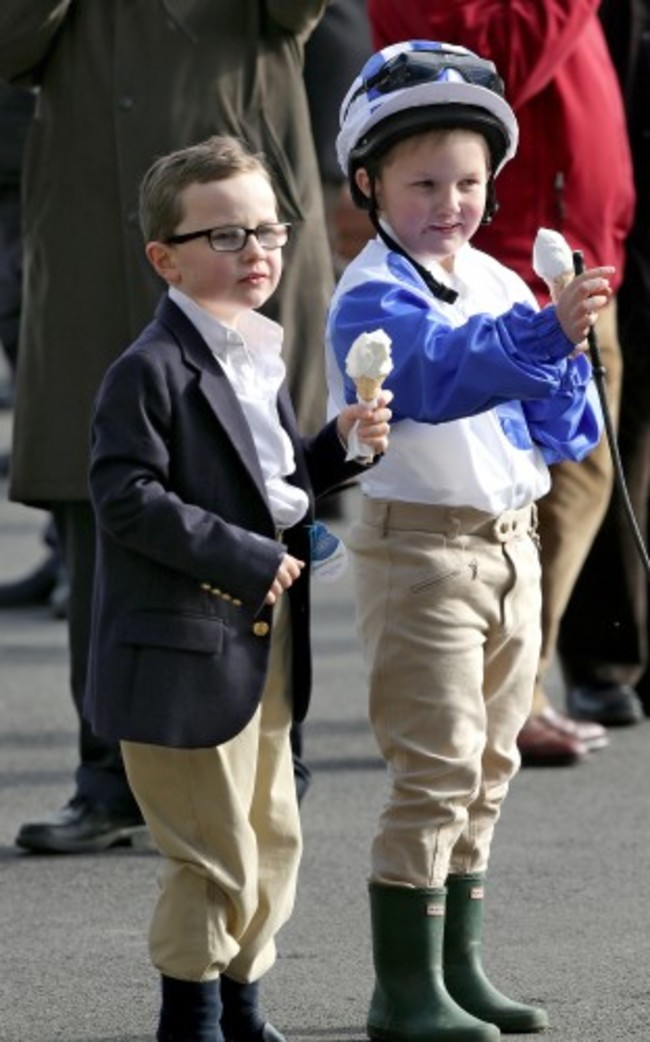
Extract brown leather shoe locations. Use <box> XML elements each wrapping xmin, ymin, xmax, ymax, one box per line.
<box><xmin>539</xmin><ymin>706</ymin><xmax>609</xmax><ymax>751</ymax></box>
<box><xmin>517</xmin><ymin>714</ymin><xmax>587</xmax><ymax>767</ymax></box>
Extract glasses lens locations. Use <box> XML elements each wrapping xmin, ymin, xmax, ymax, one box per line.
<box><xmin>207</xmin><ymin>224</ymin><xmax>290</xmax><ymax>252</ymax></box>
<box><xmin>255</xmin><ymin>224</ymin><xmax>290</xmax><ymax>249</ymax></box>
<box><xmin>208</xmin><ymin>227</ymin><xmax>247</xmax><ymax>252</ymax></box>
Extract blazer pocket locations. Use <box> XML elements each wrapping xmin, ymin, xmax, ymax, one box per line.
<box><xmin>118</xmin><ymin>610</ymin><xmax>224</xmax><ymax>654</ymax></box>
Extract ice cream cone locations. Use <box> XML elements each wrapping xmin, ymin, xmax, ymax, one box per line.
<box><xmin>344</xmin><ymin>329</ymin><xmax>392</xmax><ymax>462</ymax></box>
<box><xmin>354</xmin><ymin>375</ymin><xmax>384</xmax><ymax>404</ymax></box>
<box><xmin>548</xmin><ymin>270</ymin><xmax>574</xmax><ymax>303</ymax></box>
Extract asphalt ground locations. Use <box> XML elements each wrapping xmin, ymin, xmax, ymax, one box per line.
<box><xmin>1</xmin><ymin>392</ymin><xmax>650</xmax><ymax>1042</ymax></box>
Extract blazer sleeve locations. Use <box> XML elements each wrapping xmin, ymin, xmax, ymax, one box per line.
<box><xmin>266</xmin><ymin>0</ymin><xmax>328</xmax><ymax>38</ymax></box>
<box><xmin>0</xmin><ymin>1</ymin><xmax>72</xmax><ymax>84</ymax></box>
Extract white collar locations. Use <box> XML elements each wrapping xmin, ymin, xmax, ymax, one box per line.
<box><xmin>168</xmin><ymin>286</ymin><xmax>283</xmax><ymax>361</ymax></box>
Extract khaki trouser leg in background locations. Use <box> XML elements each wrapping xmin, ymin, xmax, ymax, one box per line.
<box><xmin>532</xmin><ymin>300</ymin><xmax>622</xmax><ymax>714</ymax></box>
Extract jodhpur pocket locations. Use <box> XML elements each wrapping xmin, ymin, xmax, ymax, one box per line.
<box><xmin>391</xmin><ymin>532</ymin><xmax>465</xmax><ymax>595</ymax></box>
<box><xmin>409</xmin><ymin>564</ymin><xmax>462</xmax><ymax>594</ymax></box>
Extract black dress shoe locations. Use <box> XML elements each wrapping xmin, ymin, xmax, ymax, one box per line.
<box><xmin>566</xmin><ymin>682</ymin><xmax>644</xmax><ymax>726</ymax></box>
<box><xmin>292</xmin><ymin>754</ymin><xmax>311</xmax><ymax>805</ymax></box>
<box><xmin>49</xmin><ymin>569</ymin><xmax>70</xmax><ymax>619</ymax></box>
<box><xmin>15</xmin><ymin>795</ymin><xmax>147</xmax><ymax>854</ymax></box>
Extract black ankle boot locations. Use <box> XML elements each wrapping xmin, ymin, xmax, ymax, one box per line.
<box><xmin>220</xmin><ymin>976</ymin><xmax>286</xmax><ymax>1042</ymax></box>
<box><xmin>157</xmin><ymin>974</ymin><xmax>223</xmax><ymax>1042</ymax></box>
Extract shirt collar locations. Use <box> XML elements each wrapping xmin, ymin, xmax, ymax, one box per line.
<box><xmin>168</xmin><ymin>286</ymin><xmax>283</xmax><ymax>361</ymax></box>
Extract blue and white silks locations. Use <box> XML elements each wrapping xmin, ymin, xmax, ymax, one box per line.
<box><xmin>325</xmin><ymin>237</ymin><xmax>603</xmax><ymax>514</ymax></box>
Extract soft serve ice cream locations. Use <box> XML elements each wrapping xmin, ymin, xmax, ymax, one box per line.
<box><xmin>345</xmin><ymin>329</ymin><xmax>393</xmax><ymax>404</ymax></box>
<box><xmin>343</xmin><ymin>329</ymin><xmax>392</xmax><ymax>461</ymax></box>
<box><xmin>532</xmin><ymin>228</ymin><xmax>575</xmax><ymax>302</ymax></box>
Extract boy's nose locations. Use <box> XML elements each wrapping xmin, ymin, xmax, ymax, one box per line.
<box><xmin>436</xmin><ymin>186</ymin><xmax>460</xmax><ymax>211</ymax></box>
<box><xmin>241</xmin><ymin>234</ymin><xmax>266</xmax><ymax>258</ymax></box>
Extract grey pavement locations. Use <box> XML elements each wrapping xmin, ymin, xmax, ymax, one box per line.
<box><xmin>1</xmin><ymin>395</ymin><xmax>650</xmax><ymax>1042</ymax></box>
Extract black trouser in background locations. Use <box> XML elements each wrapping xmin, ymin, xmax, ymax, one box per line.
<box><xmin>51</xmin><ymin>500</ymin><xmax>141</xmax><ymax>815</ymax></box>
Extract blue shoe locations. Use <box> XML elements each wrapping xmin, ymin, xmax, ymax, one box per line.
<box><xmin>308</xmin><ymin>521</ymin><xmax>348</xmax><ymax>582</ymax></box>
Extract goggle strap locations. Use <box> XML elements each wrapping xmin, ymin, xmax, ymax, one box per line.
<box><xmin>347</xmin><ymin>49</ymin><xmax>502</xmax><ymax>115</ymax></box>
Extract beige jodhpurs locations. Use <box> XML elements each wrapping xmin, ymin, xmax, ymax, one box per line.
<box><xmin>349</xmin><ymin>498</ymin><xmax>542</xmax><ymax>888</ymax></box>
<box><xmin>121</xmin><ymin>596</ymin><xmax>301</xmax><ymax>983</ymax></box>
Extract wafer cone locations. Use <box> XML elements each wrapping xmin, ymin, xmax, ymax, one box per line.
<box><xmin>548</xmin><ymin>271</ymin><xmax>574</xmax><ymax>304</ymax></box>
<box><xmin>354</xmin><ymin>375</ymin><xmax>384</xmax><ymax>404</ymax></box>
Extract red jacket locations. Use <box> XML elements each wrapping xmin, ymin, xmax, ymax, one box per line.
<box><xmin>368</xmin><ymin>0</ymin><xmax>635</xmax><ymax>302</ymax></box>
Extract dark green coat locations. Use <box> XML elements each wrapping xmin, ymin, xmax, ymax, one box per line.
<box><xmin>0</xmin><ymin>0</ymin><xmax>332</xmax><ymax>503</ymax></box>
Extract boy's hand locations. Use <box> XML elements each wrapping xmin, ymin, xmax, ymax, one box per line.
<box><xmin>555</xmin><ymin>266</ymin><xmax>614</xmax><ymax>350</ymax></box>
<box><xmin>336</xmin><ymin>390</ymin><xmax>393</xmax><ymax>457</ymax></box>
<box><xmin>265</xmin><ymin>553</ymin><xmax>305</xmax><ymax>605</ymax></box>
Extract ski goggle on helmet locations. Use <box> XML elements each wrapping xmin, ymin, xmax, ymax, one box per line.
<box><xmin>337</xmin><ymin>40</ymin><xmax>519</xmax><ymax>211</ymax></box>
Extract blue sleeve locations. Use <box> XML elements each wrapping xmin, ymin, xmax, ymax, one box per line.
<box><xmin>521</xmin><ymin>354</ymin><xmax>604</xmax><ymax>463</ymax></box>
<box><xmin>330</xmin><ymin>262</ymin><xmax>578</xmax><ymax>425</ymax></box>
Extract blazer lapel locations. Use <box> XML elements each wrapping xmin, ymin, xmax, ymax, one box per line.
<box><xmin>198</xmin><ymin>366</ymin><xmax>269</xmax><ymax>488</ymax></box>
<box><xmin>278</xmin><ymin>385</ymin><xmax>313</xmax><ymax>507</ymax></box>
<box><xmin>156</xmin><ymin>296</ymin><xmax>269</xmax><ymax>500</ymax></box>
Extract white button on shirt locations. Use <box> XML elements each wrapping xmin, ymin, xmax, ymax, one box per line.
<box><xmin>169</xmin><ymin>287</ymin><xmax>309</xmax><ymax>528</ymax></box>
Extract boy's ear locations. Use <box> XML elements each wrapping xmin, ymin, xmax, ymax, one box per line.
<box><xmin>145</xmin><ymin>241</ymin><xmax>180</xmax><ymax>284</ymax></box>
<box><xmin>354</xmin><ymin>167</ymin><xmax>373</xmax><ymax>202</ymax></box>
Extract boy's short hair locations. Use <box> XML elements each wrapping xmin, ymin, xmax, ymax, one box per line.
<box><xmin>139</xmin><ymin>135</ymin><xmax>272</xmax><ymax>243</ymax></box>
<box><xmin>364</xmin><ymin>122</ymin><xmax>491</xmax><ymax>179</ymax></box>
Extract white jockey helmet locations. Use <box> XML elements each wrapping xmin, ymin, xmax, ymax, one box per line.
<box><xmin>336</xmin><ymin>40</ymin><xmax>519</xmax><ymax>210</ymax></box>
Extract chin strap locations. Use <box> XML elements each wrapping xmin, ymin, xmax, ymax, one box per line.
<box><xmin>371</xmin><ymin>213</ymin><xmax>459</xmax><ymax>305</ymax></box>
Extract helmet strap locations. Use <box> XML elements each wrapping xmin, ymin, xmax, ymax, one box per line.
<box><xmin>481</xmin><ymin>176</ymin><xmax>499</xmax><ymax>224</ymax></box>
<box><xmin>368</xmin><ymin>200</ymin><xmax>459</xmax><ymax>305</ymax></box>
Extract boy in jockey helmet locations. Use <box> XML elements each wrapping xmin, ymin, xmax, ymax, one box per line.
<box><xmin>326</xmin><ymin>39</ymin><xmax>612</xmax><ymax>1042</ymax></box>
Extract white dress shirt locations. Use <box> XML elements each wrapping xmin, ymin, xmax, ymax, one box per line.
<box><xmin>170</xmin><ymin>287</ymin><xmax>309</xmax><ymax>528</ymax></box>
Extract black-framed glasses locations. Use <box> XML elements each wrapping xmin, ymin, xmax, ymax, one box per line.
<box><xmin>348</xmin><ymin>48</ymin><xmax>504</xmax><ymax>112</ymax></box>
<box><xmin>165</xmin><ymin>222</ymin><xmax>291</xmax><ymax>252</ymax></box>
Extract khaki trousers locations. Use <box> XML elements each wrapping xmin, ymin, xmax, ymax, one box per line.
<box><xmin>121</xmin><ymin>596</ymin><xmax>301</xmax><ymax>983</ymax></box>
<box><xmin>349</xmin><ymin>498</ymin><xmax>542</xmax><ymax>889</ymax></box>
<box><xmin>532</xmin><ymin>299</ymin><xmax>622</xmax><ymax>712</ymax></box>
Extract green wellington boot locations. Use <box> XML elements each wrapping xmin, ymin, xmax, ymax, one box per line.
<box><xmin>444</xmin><ymin>874</ymin><xmax>548</xmax><ymax>1034</ymax></box>
<box><xmin>366</xmin><ymin>882</ymin><xmax>500</xmax><ymax>1042</ymax></box>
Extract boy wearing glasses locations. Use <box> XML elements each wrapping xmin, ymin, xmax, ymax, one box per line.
<box><xmin>327</xmin><ymin>40</ymin><xmax>612</xmax><ymax>1041</ymax></box>
<box><xmin>84</xmin><ymin>135</ymin><xmax>391</xmax><ymax>1042</ymax></box>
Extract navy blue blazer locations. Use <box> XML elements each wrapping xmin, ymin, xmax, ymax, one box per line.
<box><xmin>84</xmin><ymin>297</ymin><xmax>368</xmax><ymax>748</ymax></box>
